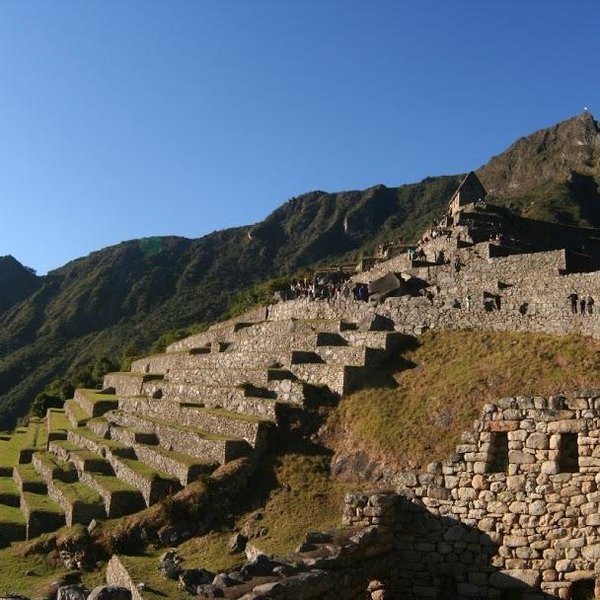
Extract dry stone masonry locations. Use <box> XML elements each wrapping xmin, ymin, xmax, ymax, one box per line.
<box><xmin>0</xmin><ymin>310</ymin><xmax>400</xmax><ymax>546</ymax></box>
<box><xmin>6</xmin><ymin>172</ymin><xmax>600</xmax><ymax>597</ymax></box>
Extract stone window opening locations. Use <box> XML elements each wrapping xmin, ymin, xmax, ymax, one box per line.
<box><xmin>571</xmin><ymin>578</ymin><xmax>596</xmax><ymax>600</ymax></box>
<box><xmin>557</xmin><ymin>432</ymin><xmax>580</xmax><ymax>473</ymax></box>
<box><xmin>487</xmin><ymin>431</ymin><xmax>509</xmax><ymax>473</ymax></box>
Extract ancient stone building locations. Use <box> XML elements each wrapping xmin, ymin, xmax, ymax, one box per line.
<box><xmin>448</xmin><ymin>171</ymin><xmax>487</xmax><ymax>216</ymax></box>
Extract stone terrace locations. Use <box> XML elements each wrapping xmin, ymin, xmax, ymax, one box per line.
<box><xmin>0</xmin><ymin>315</ymin><xmax>400</xmax><ymax>543</ymax></box>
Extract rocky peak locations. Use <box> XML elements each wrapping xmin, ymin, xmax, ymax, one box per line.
<box><xmin>477</xmin><ymin>111</ymin><xmax>600</xmax><ymax>197</ymax></box>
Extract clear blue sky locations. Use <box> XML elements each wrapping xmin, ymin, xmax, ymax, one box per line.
<box><xmin>0</xmin><ymin>1</ymin><xmax>598</xmax><ymax>274</ymax></box>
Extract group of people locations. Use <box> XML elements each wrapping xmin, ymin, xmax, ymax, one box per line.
<box><xmin>282</xmin><ymin>277</ymin><xmax>370</xmax><ymax>302</ymax></box>
<box><xmin>568</xmin><ymin>292</ymin><xmax>595</xmax><ymax>315</ymax></box>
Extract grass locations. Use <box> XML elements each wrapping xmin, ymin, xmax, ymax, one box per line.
<box><xmin>242</xmin><ymin>450</ymin><xmax>353</xmax><ymax>557</ymax></box>
<box><xmin>89</xmin><ymin>472</ymin><xmax>141</xmax><ymax>494</ymax></box>
<box><xmin>14</xmin><ymin>464</ymin><xmax>45</xmax><ymax>487</ymax></box>
<box><xmin>0</xmin><ymin>476</ymin><xmax>20</xmax><ymax>497</ymax></box>
<box><xmin>21</xmin><ymin>491</ymin><xmax>64</xmax><ymax>515</ymax></box>
<box><xmin>47</xmin><ymin>409</ymin><xmax>72</xmax><ymax>436</ymax></box>
<box><xmin>0</xmin><ymin>536</ymin><xmax>104</xmax><ymax>599</ymax></box>
<box><xmin>53</xmin><ymin>479</ymin><xmax>103</xmax><ymax>505</ymax></box>
<box><xmin>0</xmin><ymin>503</ymin><xmax>26</xmax><ymax>524</ymax></box>
<box><xmin>119</xmin><ymin>456</ymin><xmax>178</xmax><ymax>484</ymax></box>
<box><xmin>0</xmin><ymin>546</ymin><xmax>72</xmax><ymax>598</ymax></box>
<box><xmin>0</xmin><ymin>419</ymin><xmax>47</xmax><ymax>469</ymax></box>
<box><xmin>78</xmin><ymin>390</ymin><xmax>118</xmax><ymax>402</ymax></box>
<box><xmin>63</xmin><ymin>399</ymin><xmax>89</xmax><ymax>426</ymax></box>
<box><xmin>333</xmin><ymin>330</ymin><xmax>600</xmax><ymax>470</ymax></box>
<box><xmin>113</xmin><ymin>554</ymin><xmax>189</xmax><ymax>600</ymax></box>
<box><xmin>176</xmin><ymin>530</ymin><xmax>244</xmax><ymax>573</ymax></box>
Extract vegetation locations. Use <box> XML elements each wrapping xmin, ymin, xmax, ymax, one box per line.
<box><xmin>0</xmin><ymin>419</ymin><xmax>47</xmax><ymax>469</ymax></box>
<box><xmin>333</xmin><ymin>330</ymin><xmax>600</xmax><ymax>471</ymax></box>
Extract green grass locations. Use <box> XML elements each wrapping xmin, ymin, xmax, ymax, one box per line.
<box><xmin>53</xmin><ymin>479</ymin><xmax>102</xmax><ymax>505</ymax></box>
<box><xmin>63</xmin><ymin>399</ymin><xmax>89</xmax><ymax>426</ymax></box>
<box><xmin>334</xmin><ymin>330</ymin><xmax>600</xmax><ymax>470</ymax></box>
<box><xmin>177</xmin><ymin>531</ymin><xmax>244</xmax><ymax>573</ymax></box>
<box><xmin>89</xmin><ymin>472</ymin><xmax>140</xmax><ymax>494</ymax></box>
<box><xmin>78</xmin><ymin>389</ymin><xmax>118</xmax><ymax>402</ymax></box>
<box><xmin>21</xmin><ymin>491</ymin><xmax>64</xmax><ymax>515</ymax></box>
<box><xmin>0</xmin><ymin>476</ymin><xmax>19</xmax><ymax>497</ymax></box>
<box><xmin>118</xmin><ymin>456</ymin><xmax>178</xmax><ymax>484</ymax></box>
<box><xmin>0</xmin><ymin>419</ymin><xmax>47</xmax><ymax>469</ymax></box>
<box><xmin>14</xmin><ymin>464</ymin><xmax>45</xmax><ymax>487</ymax></box>
<box><xmin>47</xmin><ymin>409</ymin><xmax>72</xmax><ymax>435</ymax></box>
<box><xmin>243</xmin><ymin>451</ymin><xmax>352</xmax><ymax>557</ymax></box>
<box><xmin>0</xmin><ymin>503</ymin><xmax>26</xmax><ymax>525</ymax></box>
<box><xmin>114</xmin><ymin>554</ymin><xmax>189</xmax><ymax>600</ymax></box>
<box><xmin>0</xmin><ymin>540</ymin><xmax>104</xmax><ymax>599</ymax></box>
<box><xmin>147</xmin><ymin>443</ymin><xmax>355</xmax><ymax>564</ymax></box>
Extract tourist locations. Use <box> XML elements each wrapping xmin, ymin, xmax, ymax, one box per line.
<box><xmin>568</xmin><ymin>292</ymin><xmax>578</xmax><ymax>314</ymax></box>
<box><xmin>465</xmin><ymin>293</ymin><xmax>471</xmax><ymax>311</ymax></box>
<box><xmin>580</xmin><ymin>297</ymin><xmax>587</xmax><ymax>315</ymax></box>
<box><xmin>587</xmin><ymin>295</ymin><xmax>594</xmax><ymax>315</ymax></box>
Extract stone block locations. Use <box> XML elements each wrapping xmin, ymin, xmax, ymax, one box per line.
<box><xmin>582</xmin><ymin>544</ymin><xmax>600</xmax><ymax>560</ymax></box>
<box><xmin>508</xmin><ymin>450</ymin><xmax>535</xmax><ymax>465</ymax></box>
<box><xmin>547</xmin><ymin>420</ymin><xmax>587</xmax><ymax>433</ymax></box>
<box><xmin>504</xmin><ymin>535</ymin><xmax>528</xmax><ymax>548</ymax></box>
<box><xmin>487</xmin><ymin>420</ymin><xmax>519</xmax><ymax>432</ymax></box>
<box><xmin>490</xmin><ymin>569</ymin><xmax>540</xmax><ymax>588</ymax></box>
<box><xmin>525</xmin><ymin>433</ymin><xmax>549</xmax><ymax>449</ymax></box>
<box><xmin>529</xmin><ymin>500</ymin><xmax>546</xmax><ymax>515</ymax></box>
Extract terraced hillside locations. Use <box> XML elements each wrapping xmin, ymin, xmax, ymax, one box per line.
<box><xmin>0</xmin><ymin>313</ymin><xmax>400</xmax><ymax>544</ymax></box>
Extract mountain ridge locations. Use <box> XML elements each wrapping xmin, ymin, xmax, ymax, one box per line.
<box><xmin>1</xmin><ymin>112</ymin><xmax>600</xmax><ymax>427</ymax></box>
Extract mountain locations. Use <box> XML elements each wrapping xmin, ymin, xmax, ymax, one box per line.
<box><xmin>1</xmin><ymin>112</ymin><xmax>600</xmax><ymax>427</ymax></box>
<box><xmin>0</xmin><ymin>177</ymin><xmax>462</xmax><ymax>427</ymax></box>
<box><xmin>477</xmin><ymin>111</ymin><xmax>600</xmax><ymax>225</ymax></box>
<box><xmin>0</xmin><ymin>255</ymin><xmax>41</xmax><ymax>314</ymax></box>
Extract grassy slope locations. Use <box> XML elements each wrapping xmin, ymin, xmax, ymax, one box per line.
<box><xmin>333</xmin><ymin>330</ymin><xmax>600</xmax><ymax>471</ymax></box>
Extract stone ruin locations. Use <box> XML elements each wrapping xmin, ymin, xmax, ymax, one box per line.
<box><xmin>4</xmin><ymin>172</ymin><xmax>600</xmax><ymax>597</ymax></box>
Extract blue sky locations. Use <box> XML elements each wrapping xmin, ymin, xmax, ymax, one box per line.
<box><xmin>0</xmin><ymin>1</ymin><xmax>598</xmax><ymax>274</ymax></box>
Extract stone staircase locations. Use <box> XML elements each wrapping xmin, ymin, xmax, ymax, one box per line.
<box><xmin>0</xmin><ymin>316</ymin><xmax>400</xmax><ymax>544</ymax></box>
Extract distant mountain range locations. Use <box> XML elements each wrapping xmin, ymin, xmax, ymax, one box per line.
<box><xmin>1</xmin><ymin>112</ymin><xmax>599</xmax><ymax>427</ymax></box>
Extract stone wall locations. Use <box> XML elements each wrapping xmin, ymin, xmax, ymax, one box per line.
<box><xmin>263</xmin><ymin>243</ymin><xmax>600</xmax><ymax>341</ymax></box>
<box><xmin>343</xmin><ymin>392</ymin><xmax>600</xmax><ymax>598</ymax></box>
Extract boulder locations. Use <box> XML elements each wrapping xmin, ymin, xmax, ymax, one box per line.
<box><xmin>178</xmin><ymin>569</ymin><xmax>214</xmax><ymax>594</ymax></box>
<box><xmin>196</xmin><ymin>585</ymin><xmax>224</xmax><ymax>599</ymax></box>
<box><xmin>86</xmin><ymin>587</ymin><xmax>131</xmax><ymax>600</ymax></box>
<box><xmin>56</xmin><ymin>585</ymin><xmax>89</xmax><ymax>600</ymax></box>
<box><xmin>158</xmin><ymin>549</ymin><xmax>183</xmax><ymax>580</ymax></box>
<box><xmin>240</xmin><ymin>555</ymin><xmax>281</xmax><ymax>578</ymax></box>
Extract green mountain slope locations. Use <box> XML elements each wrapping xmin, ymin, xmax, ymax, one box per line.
<box><xmin>0</xmin><ymin>255</ymin><xmax>41</xmax><ymax>315</ymax></box>
<box><xmin>0</xmin><ymin>177</ymin><xmax>462</xmax><ymax>427</ymax></box>
<box><xmin>1</xmin><ymin>112</ymin><xmax>600</xmax><ymax>427</ymax></box>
